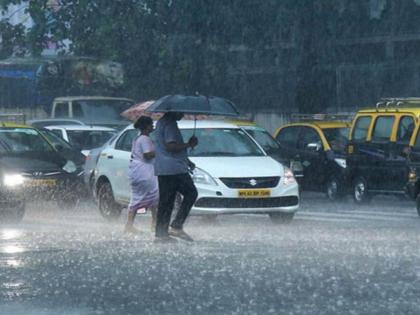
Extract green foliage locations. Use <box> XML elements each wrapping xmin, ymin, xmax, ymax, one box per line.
<box><xmin>0</xmin><ymin>0</ymin><xmax>352</xmax><ymax>111</ymax></box>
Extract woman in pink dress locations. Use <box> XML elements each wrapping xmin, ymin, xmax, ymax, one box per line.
<box><xmin>124</xmin><ymin>116</ymin><xmax>159</xmax><ymax>234</ymax></box>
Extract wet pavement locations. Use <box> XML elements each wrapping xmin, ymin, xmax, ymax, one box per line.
<box><xmin>1</xmin><ymin>194</ymin><xmax>420</xmax><ymax>315</ymax></box>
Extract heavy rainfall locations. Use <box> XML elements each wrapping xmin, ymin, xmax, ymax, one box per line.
<box><xmin>1</xmin><ymin>1</ymin><xmax>420</xmax><ymax>315</ymax></box>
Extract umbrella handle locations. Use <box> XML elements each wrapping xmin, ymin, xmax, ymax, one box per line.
<box><xmin>190</xmin><ymin>115</ymin><xmax>197</xmax><ymax>152</ymax></box>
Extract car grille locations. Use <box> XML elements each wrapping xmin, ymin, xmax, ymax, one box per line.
<box><xmin>195</xmin><ymin>196</ymin><xmax>298</xmax><ymax>208</ymax></box>
<box><xmin>219</xmin><ymin>177</ymin><xmax>280</xmax><ymax>189</ymax></box>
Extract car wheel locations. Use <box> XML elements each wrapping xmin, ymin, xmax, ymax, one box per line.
<box><xmin>98</xmin><ymin>181</ymin><xmax>122</xmax><ymax>220</ymax></box>
<box><xmin>326</xmin><ymin>176</ymin><xmax>345</xmax><ymax>202</ymax></box>
<box><xmin>416</xmin><ymin>194</ymin><xmax>420</xmax><ymax>217</ymax></box>
<box><xmin>353</xmin><ymin>176</ymin><xmax>371</xmax><ymax>204</ymax></box>
<box><xmin>269</xmin><ymin>212</ymin><xmax>294</xmax><ymax>224</ymax></box>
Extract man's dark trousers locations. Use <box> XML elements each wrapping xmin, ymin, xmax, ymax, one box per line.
<box><xmin>155</xmin><ymin>173</ymin><xmax>198</xmax><ymax>237</ymax></box>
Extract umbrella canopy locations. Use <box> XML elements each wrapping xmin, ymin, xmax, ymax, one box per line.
<box><xmin>146</xmin><ymin>94</ymin><xmax>240</xmax><ymax>117</ymax></box>
<box><xmin>121</xmin><ymin>100</ymin><xmax>209</xmax><ymax>122</ymax></box>
<box><xmin>121</xmin><ymin>101</ymin><xmax>162</xmax><ymax>121</ymax></box>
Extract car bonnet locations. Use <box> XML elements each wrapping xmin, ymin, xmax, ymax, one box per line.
<box><xmin>190</xmin><ymin>156</ymin><xmax>284</xmax><ymax>178</ymax></box>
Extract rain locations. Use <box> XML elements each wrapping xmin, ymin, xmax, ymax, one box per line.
<box><xmin>1</xmin><ymin>1</ymin><xmax>420</xmax><ymax>315</ymax></box>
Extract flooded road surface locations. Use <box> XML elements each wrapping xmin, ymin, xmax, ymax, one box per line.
<box><xmin>1</xmin><ymin>194</ymin><xmax>420</xmax><ymax>315</ymax></box>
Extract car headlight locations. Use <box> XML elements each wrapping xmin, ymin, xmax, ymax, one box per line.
<box><xmin>408</xmin><ymin>168</ymin><xmax>417</xmax><ymax>182</ymax></box>
<box><xmin>334</xmin><ymin>158</ymin><xmax>347</xmax><ymax>168</ymax></box>
<box><xmin>4</xmin><ymin>174</ymin><xmax>25</xmax><ymax>187</ymax></box>
<box><xmin>62</xmin><ymin>161</ymin><xmax>77</xmax><ymax>173</ymax></box>
<box><xmin>192</xmin><ymin>168</ymin><xmax>218</xmax><ymax>186</ymax></box>
<box><xmin>283</xmin><ymin>167</ymin><xmax>296</xmax><ymax>185</ymax></box>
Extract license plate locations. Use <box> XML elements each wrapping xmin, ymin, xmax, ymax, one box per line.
<box><xmin>26</xmin><ymin>179</ymin><xmax>57</xmax><ymax>187</ymax></box>
<box><xmin>238</xmin><ymin>189</ymin><xmax>271</xmax><ymax>198</ymax></box>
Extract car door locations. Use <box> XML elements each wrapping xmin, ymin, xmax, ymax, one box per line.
<box><xmin>348</xmin><ymin>115</ymin><xmax>373</xmax><ymax>182</ymax></box>
<box><xmin>368</xmin><ymin>115</ymin><xmax>395</xmax><ymax>190</ymax></box>
<box><xmin>296</xmin><ymin>126</ymin><xmax>325</xmax><ymax>190</ymax></box>
<box><xmin>388</xmin><ymin>115</ymin><xmax>415</xmax><ymax>191</ymax></box>
<box><xmin>105</xmin><ymin>129</ymin><xmax>137</xmax><ymax>203</ymax></box>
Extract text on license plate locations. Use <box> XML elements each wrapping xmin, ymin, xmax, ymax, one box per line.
<box><xmin>238</xmin><ymin>189</ymin><xmax>271</xmax><ymax>198</ymax></box>
<box><xmin>26</xmin><ymin>179</ymin><xmax>57</xmax><ymax>187</ymax></box>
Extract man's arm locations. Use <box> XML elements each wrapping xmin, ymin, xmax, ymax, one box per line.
<box><xmin>165</xmin><ymin>136</ymin><xmax>198</xmax><ymax>153</ymax></box>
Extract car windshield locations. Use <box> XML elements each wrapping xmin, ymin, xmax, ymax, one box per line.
<box><xmin>66</xmin><ymin>130</ymin><xmax>116</xmax><ymax>150</ymax></box>
<box><xmin>243</xmin><ymin>128</ymin><xmax>280</xmax><ymax>155</ymax></box>
<box><xmin>39</xmin><ymin>129</ymin><xmax>73</xmax><ymax>150</ymax></box>
<box><xmin>181</xmin><ymin>128</ymin><xmax>265</xmax><ymax>157</ymax></box>
<box><xmin>74</xmin><ymin>100</ymin><xmax>133</xmax><ymax>121</ymax></box>
<box><xmin>0</xmin><ymin>128</ymin><xmax>55</xmax><ymax>153</ymax></box>
<box><xmin>323</xmin><ymin>127</ymin><xmax>349</xmax><ymax>153</ymax></box>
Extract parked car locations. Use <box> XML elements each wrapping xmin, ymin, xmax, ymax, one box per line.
<box><xmin>347</xmin><ymin>98</ymin><xmax>418</xmax><ymax>204</ymax></box>
<box><xmin>93</xmin><ymin>120</ymin><xmax>299</xmax><ymax>222</ymax></box>
<box><xmin>0</xmin><ymin>125</ymin><xmax>26</xmax><ymax>223</ymax></box>
<box><xmin>0</xmin><ymin>123</ymin><xmax>85</xmax><ymax>218</ymax></box>
<box><xmin>44</xmin><ymin>125</ymin><xmax>117</xmax><ymax>156</ymax></box>
<box><xmin>274</xmin><ymin>120</ymin><xmax>350</xmax><ymax>201</ymax></box>
<box><xmin>406</xmin><ymin>121</ymin><xmax>420</xmax><ymax>215</ymax></box>
<box><xmin>27</xmin><ymin>118</ymin><xmax>86</xmax><ymax>129</ymax></box>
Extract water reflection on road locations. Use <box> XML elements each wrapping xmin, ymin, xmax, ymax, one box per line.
<box><xmin>0</xmin><ymin>195</ymin><xmax>419</xmax><ymax>315</ymax></box>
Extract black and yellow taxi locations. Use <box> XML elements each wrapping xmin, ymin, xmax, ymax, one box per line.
<box><xmin>405</xmin><ymin>117</ymin><xmax>420</xmax><ymax>215</ymax></box>
<box><xmin>0</xmin><ymin>122</ymin><xmax>84</xmax><ymax>221</ymax></box>
<box><xmin>274</xmin><ymin>119</ymin><xmax>350</xmax><ymax>201</ymax></box>
<box><xmin>347</xmin><ymin>99</ymin><xmax>418</xmax><ymax>204</ymax></box>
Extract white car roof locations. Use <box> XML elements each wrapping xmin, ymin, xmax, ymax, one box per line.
<box><xmin>45</xmin><ymin>125</ymin><xmax>116</xmax><ymax>131</ymax></box>
<box><xmin>28</xmin><ymin>118</ymin><xmax>86</xmax><ymax>124</ymax></box>
<box><xmin>123</xmin><ymin>120</ymin><xmax>240</xmax><ymax>131</ymax></box>
<box><xmin>54</xmin><ymin>96</ymin><xmax>134</xmax><ymax>102</ymax></box>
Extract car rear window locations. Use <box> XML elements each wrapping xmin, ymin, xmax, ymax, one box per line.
<box><xmin>372</xmin><ymin>116</ymin><xmax>395</xmax><ymax>141</ymax></box>
<box><xmin>396</xmin><ymin>116</ymin><xmax>415</xmax><ymax>143</ymax></box>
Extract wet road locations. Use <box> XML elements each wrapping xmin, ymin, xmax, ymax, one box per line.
<box><xmin>1</xmin><ymin>194</ymin><xmax>420</xmax><ymax>315</ymax></box>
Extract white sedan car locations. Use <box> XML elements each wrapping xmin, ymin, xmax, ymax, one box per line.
<box><xmin>44</xmin><ymin>125</ymin><xmax>117</xmax><ymax>156</ymax></box>
<box><xmin>93</xmin><ymin>120</ymin><xmax>299</xmax><ymax>222</ymax></box>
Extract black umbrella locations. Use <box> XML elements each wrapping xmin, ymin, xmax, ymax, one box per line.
<box><xmin>146</xmin><ymin>94</ymin><xmax>240</xmax><ymax>117</ymax></box>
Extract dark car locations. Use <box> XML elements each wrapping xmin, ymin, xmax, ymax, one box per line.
<box><xmin>405</xmin><ymin>121</ymin><xmax>420</xmax><ymax>215</ymax></box>
<box><xmin>0</xmin><ymin>123</ymin><xmax>85</xmax><ymax>217</ymax></box>
<box><xmin>274</xmin><ymin>121</ymin><xmax>350</xmax><ymax>201</ymax></box>
<box><xmin>0</xmin><ymin>139</ymin><xmax>26</xmax><ymax>223</ymax></box>
<box><xmin>347</xmin><ymin>100</ymin><xmax>418</xmax><ymax>204</ymax></box>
